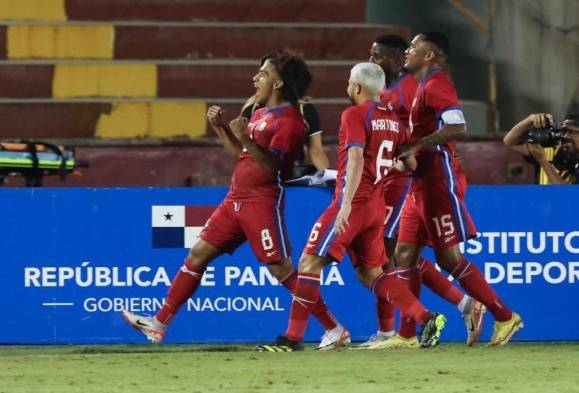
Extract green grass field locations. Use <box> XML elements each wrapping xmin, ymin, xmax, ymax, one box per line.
<box><xmin>0</xmin><ymin>343</ymin><xmax>578</xmax><ymax>393</ymax></box>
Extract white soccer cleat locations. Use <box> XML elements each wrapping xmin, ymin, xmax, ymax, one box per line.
<box><xmin>355</xmin><ymin>330</ymin><xmax>395</xmax><ymax>349</ymax></box>
<box><xmin>122</xmin><ymin>310</ymin><xmax>166</xmax><ymax>344</ymax></box>
<box><xmin>463</xmin><ymin>299</ymin><xmax>486</xmax><ymax>346</ymax></box>
<box><xmin>316</xmin><ymin>325</ymin><xmax>351</xmax><ymax>350</ymax></box>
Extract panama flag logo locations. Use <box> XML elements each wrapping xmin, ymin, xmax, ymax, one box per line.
<box><xmin>152</xmin><ymin>205</ymin><xmax>215</xmax><ymax>248</ymax></box>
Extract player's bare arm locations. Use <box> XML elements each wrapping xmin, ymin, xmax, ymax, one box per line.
<box><xmin>335</xmin><ymin>146</ymin><xmax>363</xmax><ymax>235</ymax></box>
<box><xmin>229</xmin><ymin>116</ymin><xmax>281</xmax><ymax>174</ymax></box>
<box><xmin>207</xmin><ymin>105</ymin><xmax>242</xmax><ymax>157</ymax></box>
<box><xmin>418</xmin><ymin>123</ymin><xmax>465</xmax><ymax>149</ymax></box>
<box><xmin>399</xmin><ymin>123</ymin><xmax>465</xmax><ymax>159</ymax></box>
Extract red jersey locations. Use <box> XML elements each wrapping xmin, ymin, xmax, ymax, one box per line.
<box><xmin>227</xmin><ymin>105</ymin><xmax>305</xmax><ymax>202</ymax></box>
<box><xmin>380</xmin><ymin>73</ymin><xmax>418</xmax><ymax>128</ymax></box>
<box><xmin>408</xmin><ymin>68</ymin><xmax>464</xmax><ymax>178</ymax></box>
<box><xmin>335</xmin><ymin>101</ymin><xmax>404</xmax><ymax>205</ymax></box>
<box><xmin>380</xmin><ymin>73</ymin><xmax>417</xmax><ymax>186</ymax></box>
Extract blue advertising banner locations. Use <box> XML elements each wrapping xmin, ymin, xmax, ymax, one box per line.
<box><xmin>1</xmin><ymin>186</ymin><xmax>577</xmax><ymax>344</ymax></box>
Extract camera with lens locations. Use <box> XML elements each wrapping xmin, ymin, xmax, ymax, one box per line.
<box><xmin>522</xmin><ymin>119</ymin><xmax>566</xmax><ymax>147</ymax></box>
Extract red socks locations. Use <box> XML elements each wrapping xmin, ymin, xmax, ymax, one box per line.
<box><xmin>451</xmin><ymin>257</ymin><xmax>512</xmax><ymax>322</ymax></box>
<box><xmin>396</xmin><ymin>267</ymin><xmax>422</xmax><ymax>338</ymax></box>
<box><xmin>280</xmin><ymin>270</ymin><xmax>337</xmax><ymax>331</ymax></box>
<box><xmin>285</xmin><ymin>273</ymin><xmax>321</xmax><ymax>341</ymax></box>
<box><xmin>376</xmin><ymin>297</ymin><xmax>395</xmax><ymax>333</ymax></box>
<box><xmin>419</xmin><ymin>258</ymin><xmax>464</xmax><ymax>305</ymax></box>
<box><xmin>156</xmin><ymin>258</ymin><xmax>204</xmax><ymax>325</ymax></box>
<box><xmin>372</xmin><ymin>270</ymin><xmax>431</xmax><ymax>328</ymax></box>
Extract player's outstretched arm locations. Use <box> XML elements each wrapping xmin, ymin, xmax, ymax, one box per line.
<box><xmin>399</xmin><ymin>123</ymin><xmax>465</xmax><ymax>159</ymax></box>
<box><xmin>335</xmin><ymin>146</ymin><xmax>363</xmax><ymax>235</ymax></box>
<box><xmin>417</xmin><ymin>123</ymin><xmax>466</xmax><ymax>150</ymax></box>
<box><xmin>207</xmin><ymin>105</ymin><xmax>242</xmax><ymax>157</ymax></box>
<box><xmin>229</xmin><ymin>116</ymin><xmax>280</xmax><ymax>174</ymax></box>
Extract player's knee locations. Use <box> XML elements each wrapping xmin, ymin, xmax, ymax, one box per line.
<box><xmin>434</xmin><ymin>246</ymin><xmax>462</xmax><ymax>272</ymax></box>
<box><xmin>267</xmin><ymin>258</ymin><xmax>294</xmax><ymax>281</ymax></box>
<box><xmin>393</xmin><ymin>243</ymin><xmax>418</xmax><ymax>267</ymax></box>
<box><xmin>298</xmin><ymin>254</ymin><xmax>324</xmax><ymax>274</ymax></box>
<box><xmin>355</xmin><ymin>267</ymin><xmax>378</xmax><ymax>289</ymax></box>
<box><xmin>187</xmin><ymin>243</ymin><xmax>213</xmax><ymax>270</ymax></box>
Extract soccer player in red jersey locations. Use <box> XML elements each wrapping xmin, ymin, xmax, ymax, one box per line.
<box><xmin>257</xmin><ymin>62</ymin><xmax>446</xmax><ymax>352</ymax></box>
<box><xmin>359</xmin><ymin>35</ymin><xmax>485</xmax><ymax>349</ymax></box>
<box><xmin>394</xmin><ymin>32</ymin><xmax>523</xmax><ymax>346</ymax></box>
<box><xmin>122</xmin><ymin>50</ymin><xmax>348</xmax><ymax>348</ymax></box>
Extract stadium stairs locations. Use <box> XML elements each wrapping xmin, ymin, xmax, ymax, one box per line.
<box><xmin>0</xmin><ymin>0</ymin><xmax>531</xmax><ymax>186</ymax></box>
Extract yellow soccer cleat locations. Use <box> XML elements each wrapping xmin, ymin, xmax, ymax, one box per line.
<box><xmin>488</xmin><ymin>312</ymin><xmax>524</xmax><ymax>347</ymax></box>
<box><xmin>366</xmin><ymin>334</ymin><xmax>420</xmax><ymax>349</ymax></box>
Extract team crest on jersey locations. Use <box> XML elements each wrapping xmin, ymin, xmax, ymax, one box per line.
<box><xmin>387</xmin><ymin>102</ymin><xmax>394</xmax><ymax>111</ymax></box>
<box><xmin>258</xmin><ymin>122</ymin><xmax>267</xmax><ymax>132</ymax></box>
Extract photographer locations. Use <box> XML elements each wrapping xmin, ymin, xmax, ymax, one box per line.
<box><xmin>503</xmin><ymin>113</ymin><xmax>579</xmax><ymax>184</ymax></box>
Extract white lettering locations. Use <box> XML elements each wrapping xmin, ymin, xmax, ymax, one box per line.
<box><xmin>544</xmin><ymin>262</ymin><xmax>566</xmax><ymax>284</ymax></box>
<box><xmin>322</xmin><ymin>265</ymin><xmax>345</xmax><ymax>286</ymax></box>
<box><xmin>524</xmin><ymin>262</ymin><xmax>543</xmax><ymax>283</ymax></box>
<box><xmin>371</xmin><ymin>118</ymin><xmax>399</xmax><ymax>132</ymax></box>
<box><xmin>485</xmin><ymin>262</ymin><xmax>504</xmax><ymax>284</ymax></box>
<box><xmin>506</xmin><ymin>262</ymin><xmax>523</xmax><ymax>284</ymax></box>
<box><xmin>564</xmin><ymin>231</ymin><xmax>579</xmax><ymax>253</ymax></box>
<box><xmin>24</xmin><ymin>268</ymin><xmax>41</xmax><ymax>287</ymax></box>
<box><xmin>187</xmin><ymin>297</ymin><xmax>284</xmax><ymax>312</ymax></box>
<box><xmin>239</xmin><ymin>267</ymin><xmax>258</xmax><ymax>286</ymax></box>
<box><xmin>509</xmin><ymin>232</ymin><xmax>526</xmax><ymax>254</ymax></box>
<box><xmin>201</xmin><ymin>266</ymin><xmax>215</xmax><ymax>286</ymax></box>
<box><xmin>527</xmin><ymin>232</ymin><xmax>546</xmax><ymax>254</ymax></box>
<box><xmin>225</xmin><ymin>267</ymin><xmax>241</xmax><ymax>286</ymax></box>
<box><xmin>483</xmin><ymin>232</ymin><xmax>500</xmax><ymax>254</ymax></box>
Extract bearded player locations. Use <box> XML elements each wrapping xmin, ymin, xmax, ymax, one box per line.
<box><xmin>359</xmin><ymin>34</ymin><xmax>485</xmax><ymax>349</ymax></box>
<box><xmin>122</xmin><ymin>50</ymin><xmax>349</xmax><ymax>349</ymax></box>
<box><xmin>257</xmin><ymin>62</ymin><xmax>446</xmax><ymax>352</ymax></box>
<box><xmin>394</xmin><ymin>31</ymin><xmax>522</xmax><ymax>347</ymax></box>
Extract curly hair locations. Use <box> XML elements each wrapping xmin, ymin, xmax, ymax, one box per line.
<box><xmin>260</xmin><ymin>50</ymin><xmax>312</xmax><ymax>106</ymax></box>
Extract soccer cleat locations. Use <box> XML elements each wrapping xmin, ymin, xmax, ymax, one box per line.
<box><xmin>488</xmin><ymin>312</ymin><xmax>523</xmax><ymax>347</ymax></box>
<box><xmin>419</xmin><ymin>312</ymin><xmax>446</xmax><ymax>348</ymax></box>
<box><xmin>463</xmin><ymin>299</ymin><xmax>486</xmax><ymax>346</ymax></box>
<box><xmin>255</xmin><ymin>335</ymin><xmax>303</xmax><ymax>352</ymax></box>
<box><xmin>122</xmin><ymin>310</ymin><xmax>166</xmax><ymax>344</ymax></box>
<box><xmin>355</xmin><ymin>331</ymin><xmax>395</xmax><ymax>349</ymax></box>
<box><xmin>366</xmin><ymin>334</ymin><xmax>419</xmax><ymax>349</ymax></box>
<box><xmin>316</xmin><ymin>325</ymin><xmax>351</xmax><ymax>350</ymax></box>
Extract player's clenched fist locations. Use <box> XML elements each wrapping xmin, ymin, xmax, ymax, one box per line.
<box><xmin>229</xmin><ymin>116</ymin><xmax>249</xmax><ymax>140</ymax></box>
<box><xmin>207</xmin><ymin>105</ymin><xmax>225</xmax><ymax>127</ymax></box>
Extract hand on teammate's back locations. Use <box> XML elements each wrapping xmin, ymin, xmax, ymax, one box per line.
<box><xmin>397</xmin><ymin>143</ymin><xmax>420</xmax><ymax>161</ymax></box>
<box><xmin>207</xmin><ymin>105</ymin><xmax>225</xmax><ymax>127</ymax></box>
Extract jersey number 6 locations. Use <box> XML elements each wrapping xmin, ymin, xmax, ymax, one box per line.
<box><xmin>375</xmin><ymin>139</ymin><xmax>394</xmax><ymax>184</ymax></box>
